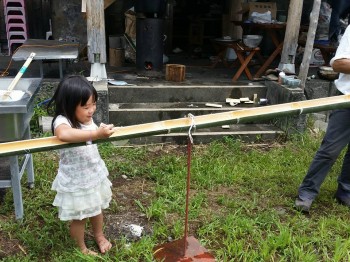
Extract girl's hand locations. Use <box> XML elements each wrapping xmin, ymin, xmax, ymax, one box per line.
<box><xmin>55</xmin><ymin>123</ymin><xmax>115</xmax><ymax>142</ymax></box>
<box><xmin>96</xmin><ymin>123</ymin><xmax>114</xmax><ymax>139</ymax></box>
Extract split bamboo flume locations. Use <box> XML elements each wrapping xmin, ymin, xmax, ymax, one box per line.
<box><xmin>1</xmin><ymin>94</ymin><xmax>350</xmax><ymax>157</ymax></box>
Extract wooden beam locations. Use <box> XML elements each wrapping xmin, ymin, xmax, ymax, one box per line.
<box><xmin>229</xmin><ymin>0</ymin><xmax>243</xmax><ymax>39</ymax></box>
<box><xmin>298</xmin><ymin>0</ymin><xmax>321</xmax><ymax>91</ymax></box>
<box><xmin>86</xmin><ymin>0</ymin><xmax>107</xmax><ymax>63</ymax></box>
<box><xmin>1</xmin><ymin>95</ymin><xmax>350</xmax><ymax>157</ymax></box>
<box><xmin>279</xmin><ymin>0</ymin><xmax>303</xmax><ymax>73</ymax></box>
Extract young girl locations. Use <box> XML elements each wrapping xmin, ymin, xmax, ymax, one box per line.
<box><xmin>47</xmin><ymin>75</ymin><xmax>115</xmax><ymax>255</ymax></box>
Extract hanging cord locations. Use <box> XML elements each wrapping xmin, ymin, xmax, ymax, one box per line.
<box><xmin>183</xmin><ymin>113</ymin><xmax>196</xmax><ymax>256</ymax></box>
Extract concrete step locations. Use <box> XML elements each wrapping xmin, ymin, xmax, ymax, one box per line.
<box><xmin>126</xmin><ymin>124</ymin><xmax>284</xmax><ymax>145</ymax></box>
<box><xmin>109</xmin><ymin>102</ymin><xmax>271</xmax><ymax>126</ymax></box>
<box><xmin>106</xmin><ymin>83</ymin><xmax>282</xmax><ymax>144</ymax></box>
<box><xmin>40</xmin><ymin>116</ymin><xmax>282</xmax><ymax>144</ymax></box>
<box><xmin>108</xmin><ymin>83</ymin><xmax>267</xmax><ymax>103</ymax></box>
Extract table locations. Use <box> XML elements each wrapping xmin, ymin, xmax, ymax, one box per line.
<box><xmin>211</xmin><ymin>38</ymin><xmax>262</xmax><ymax>81</ymax></box>
<box><xmin>210</xmin><ymin>38</ymin><xmax>240</xmax><ymax>68</ymax></box>
<box><xmin>232</xmin><ymin>21</ymin><xmax>286</xmax><ymax>78</ymax></box>
<box><xmin>12</xmin><ymin>39</ymin><xmax>79</xmax><ymax>79</ymax></box>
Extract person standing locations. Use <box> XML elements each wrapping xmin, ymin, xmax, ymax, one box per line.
<box><xmin>47</xmin><ymin>75</ymin><xmax>115</xmax><ymax>254</ymax></box>
<box><xmin>295</xmin><ymin>25</ymin><xmax>350</xmax><ymax>212</ymax></box>
<box><xmin>329</xmin><ymin>0</ymin><xmax>350</xmax><ymax>44</ymax></box>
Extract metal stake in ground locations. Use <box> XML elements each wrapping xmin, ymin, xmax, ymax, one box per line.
<box><xmin>153</xmin><ymin>114</ymin><xmax>215</xmax><ymax>261</ymax></box>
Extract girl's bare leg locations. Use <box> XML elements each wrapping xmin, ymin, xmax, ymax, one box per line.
<box><xmin>90</xmin><ymin>213</ymin><xmax>112</xmax><ymax>253</ymax></box>
<box><xmin>70</xmin><ymin>219</ymin><xmax>98</xmax><ymax>255</ymax></box>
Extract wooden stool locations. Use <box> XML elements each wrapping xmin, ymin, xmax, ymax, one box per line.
<box><xmin>165</xmin><ymin>64</ymin><xmax>186</xmax><ymax>82</ymax></box>
<box><xmin>254</xmin><ymin>42</ymin><xmax>283</xmax><ymax>78</ymax></box>
<box><xmin>230</xmin><ymin>42</ymin><xmax>260</xmax><ymax>81</ymax></box>
<box><xmin>210</xmin><ymin>38</ymin><xmax>240</xmax><ymax>68</ymax></box>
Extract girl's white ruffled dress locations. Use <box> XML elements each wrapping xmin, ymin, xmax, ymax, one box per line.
<box><xmin>52</xmin><ymin>115</ymin><xmax>112</xmax><ymax>221</ymax></box>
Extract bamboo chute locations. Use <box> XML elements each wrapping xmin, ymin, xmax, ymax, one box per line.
<box><xmin>1</xmin><ymin>94</ymin><xmax>350</xmax><ymax>157</ymax></box>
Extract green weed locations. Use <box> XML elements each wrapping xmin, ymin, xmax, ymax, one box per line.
<box><xmin>1</xmin><ymin>131</ymin><xmax>350</xmax><ymax>261</ymax></box>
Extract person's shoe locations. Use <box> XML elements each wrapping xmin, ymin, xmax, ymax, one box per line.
<box><xmin>334</xmin><ymin>188</ymin><xmax>350</xmax><ymax>207</ymax></box>
<box><xmin>334</xmin><ymin>194</ymin><xmax>350</xmax><ymax>207</ymax></box>
<box><xmin>295</xmin><ymin>197</ymin><xmax>313</xmax><ymax>213</ymax></box>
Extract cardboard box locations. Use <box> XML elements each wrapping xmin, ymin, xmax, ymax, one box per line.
<box><xmin>109</xmin><ymin>48</ymin><xmax>125</xmax><ymax>67</ymax></box>
<box><xmin>240</xmin><ymin>2</ymin><xmax>277</xmax><ymax>20</ymax></box>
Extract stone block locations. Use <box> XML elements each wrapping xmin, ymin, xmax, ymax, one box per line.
<box><xmin>265</xmin><ymin>81</ymin><xmax>307</xmax><ymax>134</ymax></box>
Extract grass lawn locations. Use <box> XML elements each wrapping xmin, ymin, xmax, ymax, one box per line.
<box><xmin>1</xmin><ymin>129</ymin><xmax>350</xmax><ymax>261</ymax></box>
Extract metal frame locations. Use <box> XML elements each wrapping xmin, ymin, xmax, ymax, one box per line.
<box><xmin>12</xmin><ymin>39</ymin><xmax>79</xmax><ymax>79</ymax></box>
<box><xmin>0</xmin><ymin>126</ymin><xmax>34</xmax><ymax>220</ymax></box>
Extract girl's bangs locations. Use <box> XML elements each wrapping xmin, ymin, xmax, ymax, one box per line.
<box><xmin>80</xmin><ymin>86</ymin><xmax>96</xmax><ymax>105</ymax></box>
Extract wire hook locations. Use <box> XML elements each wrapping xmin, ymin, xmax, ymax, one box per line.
<box><xmin>187</xmin><ymin>113</ymin><xmax>196</xmax><ymax>144</ymax></box>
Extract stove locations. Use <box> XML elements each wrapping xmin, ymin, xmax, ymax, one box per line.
<box><xmin>135</xmin><ymin>0</ymin><xmax>166</xmax><ymax>75</ymax></box>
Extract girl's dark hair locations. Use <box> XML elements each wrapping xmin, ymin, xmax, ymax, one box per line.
<box><xmin>47</xmin><ymin>75</ymin><xmax>98</xmax><ymax>133</ymax></box>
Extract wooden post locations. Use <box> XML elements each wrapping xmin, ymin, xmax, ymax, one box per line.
<box><xmin>165</xmin><ymin>64</ymin><xmax>186</xmax><ymax>82</ymax></box>
<box><xmin>229</xmin><ymin>0</ymin><xmax>243</xmax><ymax>39</ymax></box>
<box><xmin>278</xmin><ymin>0</ymin><xmax>303</xmax><ymax>73</ymax></box>
<box><xmin>86</xmin><ymin>0</ymin><xmax>106</xmax><ymax>64</ymax></box>
<box><xmin>164</xmin><ymin>0</ymin><xmax>174</xmax><ymax>54</ymax></box>
<box><xmin>299</xmin><ymin>0</ymin><xmax>321</xmax><ymax>91</ymax></box>
<box><xmin>223</xmin><ymin>0</ymin><xmax>243</xmax><ymax>39</ymax></box>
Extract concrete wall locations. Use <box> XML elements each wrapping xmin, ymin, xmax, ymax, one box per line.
<box><xmin>93</xmin><ymin>81</ymin><xmax>109</xmax><ymax>125</ymax></box>
<box><xmin>265</xmin><ymin>81</ymin><xmax>307</xmax><ymax>135</ymax></box>
<box><xmin>50</xmin><ymin>0</ymin><xmax>131</xmax><ymax>56</ymax></box>
<box><xmin>265</xmin><ymin>78</ymin><xmax>339</xmax><ymax>134</ymax></box>
<box><xmin>304</xmin><ymin>79</ymin><xmax>337</xmax><ymax>100</ymax></box>
<box><xmin>51</xmin><ymin>0</ymin><xmax>86</xmax><ymax>46</ymax></box>
<box><xmin>303</xmin><ymin>79</ymin><xmax>337</xmax><ymax>130</ymax></box>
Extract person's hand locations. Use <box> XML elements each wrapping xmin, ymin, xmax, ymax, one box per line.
<box><xmin>96</xmin><ymin>123</ymin><xmax>114</xmax><ymax>139</ymax></box>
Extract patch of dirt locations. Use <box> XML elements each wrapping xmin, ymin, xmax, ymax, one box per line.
<box><xmin>104</xmin><ymin>176</ymin><xmax>156</xmax><ymax>242</ymax></box>
<box><xmin>0</xmin><ymin>225</ymin><xmax>24</xmax><ymax>258</ymax></box>
<box><xmin>241</xmin><ymin>142</ymin><xmax>286</xmax><ymax>152</ymax></box>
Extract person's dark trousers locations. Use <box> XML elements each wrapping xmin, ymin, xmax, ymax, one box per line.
<box><xmin>329</xmin><ymin>0</ymin><xmax>350</xmax><ymax>41</ymax></box>
<box><xmin>298</xmin><ymin>108</ymin><xmax>350</xmax><ymax>201</ymax></box>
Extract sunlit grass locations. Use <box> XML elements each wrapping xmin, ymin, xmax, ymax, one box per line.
<box><xmin>1</xmin><ymin>130</ymin><xmax>350</xmax><ymax>261</ymax></box>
